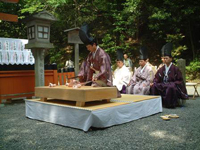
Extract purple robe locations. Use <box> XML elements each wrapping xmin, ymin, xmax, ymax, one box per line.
<box><xmin>78</xmin><ymin>60</ymin><xmax>88</xmax><ymax>82</ymax></box>
<box><xmin>126</xmin><ymin>64</ymin><xmax>154</xmax><ymax>95</ymax></box>
<box><xmin>86</xmin><ymin>47</ymin><xmax>112</xmax><ymax>86</ymax></box>
<box><xmin>151</xmin><ymin>64</ymin><xmax>188</xmax><ymax>108</ymax></box>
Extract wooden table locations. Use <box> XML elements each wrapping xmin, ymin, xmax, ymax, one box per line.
<box><xmin>35</xmin><ymin>85</ymin><xmax>118</xmax><ymax>107</ymax></box>
<box><xmin>186</xmin><ymin>83</ymin><xmax>199</xmax><ymax>99</ymax></box>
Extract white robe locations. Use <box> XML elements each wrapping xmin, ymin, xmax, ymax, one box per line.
<box><xmin>113</xmin><ymin>65</ymin><xmax>131</xmax><ymax>91</ymax></box>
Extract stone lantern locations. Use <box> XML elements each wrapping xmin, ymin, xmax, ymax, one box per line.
<box><xmin>64</xmin><ymin>27</ymin><xmax>83</xmax><ymax>75</ymax></box>
<box><xmin>25</xmin><ymin>10</ymin><xmax>57</xmax><ymax>87</ymax></box>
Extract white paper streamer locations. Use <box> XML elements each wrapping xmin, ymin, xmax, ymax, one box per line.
<box><xmin>0</xmin><ymin>38</ymin><xmax>35</xmax><ymax>65</ymax></box>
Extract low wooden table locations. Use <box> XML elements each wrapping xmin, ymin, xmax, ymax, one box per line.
<box><xmin>186</xmin><ymin>83</ymin><xmax>199</xmax><ymax>99</ymax></box>
<box><xmin>35</xmin><ymin>85</ymin><xmax>118</xmax><ymax>107</ymax></box>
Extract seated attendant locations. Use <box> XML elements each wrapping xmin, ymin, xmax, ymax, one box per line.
<box><xmin>150</xmin><ymin>43</ymin><xmax>188</xmax><ymax>108</ymax></box>
<box><xmin>126</xmin><ymin>46</ymin><xmax>154</xmax><ymax>95</ymax></box>
<box><xmin>113</xmin><ymin>57</ymin><xmax>131</xmax><ymax>93</ymax></box>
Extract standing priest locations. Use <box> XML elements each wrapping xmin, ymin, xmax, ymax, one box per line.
<box><xmin>126</xmin><ymin>46</ymin><xmax>154</xmax><ymax>95</ymax></box>
<box><xmin>78</xmin><ymin>24</ymin><xmax>112</xmax><ymax>87</ymax></box>
<box><xmin>150</xmin><ymin>43</ymin><xmax>188</xmax><ymax>108</ymax></box>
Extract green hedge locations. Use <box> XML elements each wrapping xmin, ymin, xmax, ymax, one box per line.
<box><xmin>186</xmin><ymin>58</ymin><xmax>200</xmax><ymax>80</ymax></box>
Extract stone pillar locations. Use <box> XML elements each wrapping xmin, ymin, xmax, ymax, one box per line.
<box><xmin>74</xmin><ymin>43</ymin><xmax>79</xmax><ymax>76</ymax></box>
<box><xmin>177</xmin><ymin>58</ymin><xmax>186</xmax><ymax>83</ymax></box>
<box><xmin>32</xmin><ymin>49</ymin><xmax>45</xmax><ymax>87</ymax></box>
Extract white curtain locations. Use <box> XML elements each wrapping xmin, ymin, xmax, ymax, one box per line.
<box><xmin>0</xmin><ymin>38</ymin><xmax>35</xmax><ymax>65</ymax></box>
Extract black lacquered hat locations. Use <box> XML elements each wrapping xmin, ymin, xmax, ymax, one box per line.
<box><xmin>163</xmin><ymin>43</ymin><xmax>173</xmax><ymax>57</ymax></box>
<box><xmin>139</xmin><ymin>46</ymin><xmax>148</xmax><ymax>60</ymax></box>
<box><xmin>79</xmin><ymin>23</ymin><xmax>94</xmax><ymax>45</ymax></box>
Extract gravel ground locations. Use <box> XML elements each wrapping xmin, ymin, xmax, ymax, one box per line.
<box><xmin>0</xmin><ymin>87</ymin><xmax>200</xmax><ymax>150</ymax></box>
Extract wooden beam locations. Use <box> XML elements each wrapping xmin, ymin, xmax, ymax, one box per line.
<box><xmin>0</xmin><ymin>13</ymin><xmax>18</xmax><ymax>22</ymax></box>
<box><xmin>0</xmin><ymin>0</ymin><xmax>19</xmax><ymax>3</ymax></box>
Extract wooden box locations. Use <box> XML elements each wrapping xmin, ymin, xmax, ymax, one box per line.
<box><xmin>35</xmin><ymin>85</ymin><xmax>118</xmax><ymax>107</ymax></box>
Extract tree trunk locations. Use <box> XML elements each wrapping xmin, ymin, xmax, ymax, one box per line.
<box><xmin>188</xmin><ymin>20</ymin><xmax>195</xmax><ymax>60</ymax></box>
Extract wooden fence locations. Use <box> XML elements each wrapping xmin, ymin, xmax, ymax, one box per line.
<box><xmin>0</xmin><ymin>70</ymin><xmax>75</xmax><ymax>103</ymax></box>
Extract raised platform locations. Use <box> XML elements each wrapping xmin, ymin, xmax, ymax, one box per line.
<box><xmin>35</xmin><ymin>85</ymin><xmax>118</xmax><ymax>107</ymax></box>
<box><xmin>25</xmin><ymin>94</ymin><xmax>162</xmax><ymax>131</ymax></box>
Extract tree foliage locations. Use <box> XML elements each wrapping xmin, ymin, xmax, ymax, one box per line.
<box><xmin>0</xmin><ymin>0</ymin><xmax>200</xmax><ymax>68</ymax></box>
<box><xmin>186</xmin><ymin>59</ymin><xmax>200</xmax><ymax>80</ymax></box>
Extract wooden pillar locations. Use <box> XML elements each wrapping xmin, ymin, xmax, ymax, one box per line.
<box><xmin>74</xmin><ymin>43</ymin><xmax>79</xmax><ymax>76</ymax></box>
<box><xmin>177</xmin><ymin>58</ymin><xmax>186</xmax><ymax>83</ymax></box>
<box><xmin>53</xmin><ymin>70</ymin><xmax>58</xmax><ymax>85</ymax></box>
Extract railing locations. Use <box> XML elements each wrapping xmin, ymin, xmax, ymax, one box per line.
<box><xmin>57</xmin><ymin>72</ymin><xmax>75</xmax><ymax>85</ymax></box>
<box><xmin>0</xmin><ymin>69</ymin><xmax>75</xmax><ymax>103</ymax></box>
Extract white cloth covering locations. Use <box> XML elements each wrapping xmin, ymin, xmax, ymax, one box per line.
<box><xmin>25</xmin><ymin>96</ymin><xmax>162</xmax><ymax>131</ymax></box>
<box><xmin>0</xmin><ymin>38</ymin><xmax>35</xmax><ymax>65</ymax></box>
<box><xmin>113</xmin><ymin>65</ymin><xmax>131</xmax><ymax>91</ymax></box>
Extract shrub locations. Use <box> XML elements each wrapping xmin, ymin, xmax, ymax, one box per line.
<box><xmin>186</xmin><ymin>59</ymin><xmax>200</xmax><ymax>80</ymax></box>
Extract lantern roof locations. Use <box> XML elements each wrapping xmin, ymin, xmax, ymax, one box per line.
<box><xmin>24</xmin><ymin>10</ymin><xmax>57</xmax><ymax>22</ymax></box>
<box><xmin>64</xmin><ymin>27</ymin><xmax>80</xmax><ymax>32</ymax></box>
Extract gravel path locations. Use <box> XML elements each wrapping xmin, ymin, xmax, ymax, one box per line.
<box><xmin>0</xmin><ymin>88</ymin><xmax>200</xmax><ymax>150</ymax></box>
